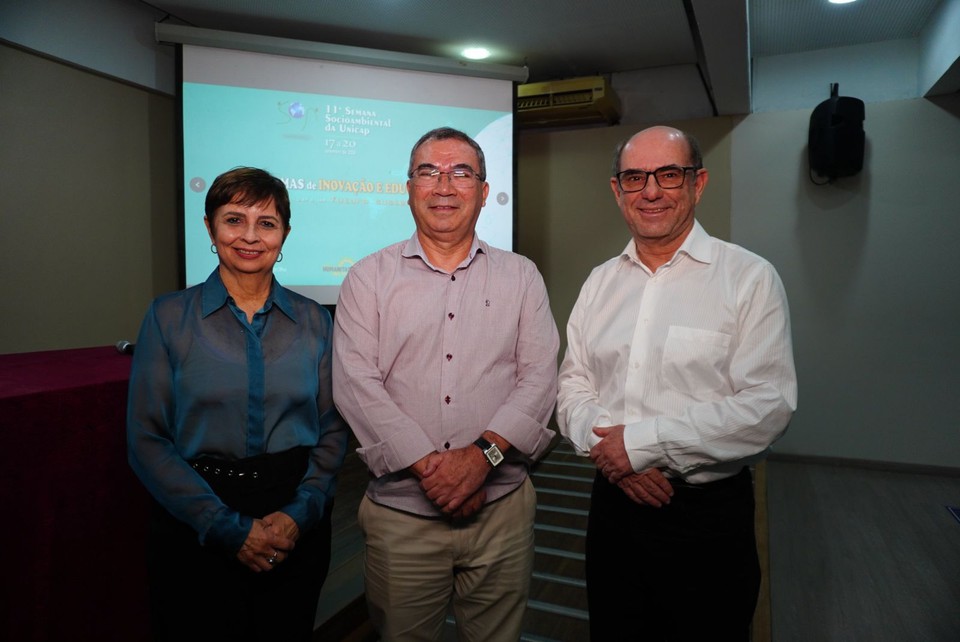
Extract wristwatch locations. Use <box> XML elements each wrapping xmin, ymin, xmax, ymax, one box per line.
<box><xmin>473</xmin><ymin>437</ymin><xmax>505</xmax><ymax>468</ymax></box>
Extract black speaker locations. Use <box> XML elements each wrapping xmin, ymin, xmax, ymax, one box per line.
<box><xmin>808</xmin><ymin>83</ymin><xmax>865</xmax><ymax>180</ymax></box>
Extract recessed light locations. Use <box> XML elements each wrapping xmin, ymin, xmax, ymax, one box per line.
<box><xmin>461</xmin><ymin>47</ymin><xmax>491</xmax><ymax>60</ymax></box>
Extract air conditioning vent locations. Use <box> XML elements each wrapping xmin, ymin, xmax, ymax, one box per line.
<box><xmin>517</xmin><ymin>76</ymin><xmax>621</xmax><ymax>129</ymax></box>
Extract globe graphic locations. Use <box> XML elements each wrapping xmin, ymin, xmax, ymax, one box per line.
<box><xmin>288</xmin><ymin>102</ymin><xmax>305</xmax><ymax>119</ymax></box>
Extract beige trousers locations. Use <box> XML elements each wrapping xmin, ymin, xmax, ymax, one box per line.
<box><xmin>358</xmin><ymin>477</ymin><xmax>536</xmax><ymax>642</ymax></box>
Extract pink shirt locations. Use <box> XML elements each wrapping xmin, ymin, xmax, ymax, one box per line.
<box><xmin>333</xmin><ymin>234</ymin><xmax>559</xmax><ymax>516</ymax></box>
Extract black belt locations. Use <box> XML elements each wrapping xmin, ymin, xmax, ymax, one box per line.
<box><xmin>189</xmin><ymin>447</ymin><xmax>311</xmax><ymax>518</ymax></box>
<box><xmin>190</xmin><ymin>446</ymin><xmax>309</xmax><ymax>485</ymax></box>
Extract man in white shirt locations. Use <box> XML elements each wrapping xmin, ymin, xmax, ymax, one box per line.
<box><xmin>556</xmin><ymin>126</ymin><xmax>797</xmax><ymax>641</ymax></box>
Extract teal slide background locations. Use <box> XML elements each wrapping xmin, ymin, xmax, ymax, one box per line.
<box><xmin>183</xmin><ymin>82</ymin><xmax>513</xmax><ymax>291</ymax></box>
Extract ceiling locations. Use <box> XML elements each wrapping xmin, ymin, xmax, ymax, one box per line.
<box><xmin>142</xmin><ymin>0</ymin><xmax>948</xmax><ymax>116</ymax></box>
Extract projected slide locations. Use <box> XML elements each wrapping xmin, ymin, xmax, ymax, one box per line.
<box><xmin>181</xmin><ymin>45</ymin><xmax>515</xmax><ymax>304</ymax></box>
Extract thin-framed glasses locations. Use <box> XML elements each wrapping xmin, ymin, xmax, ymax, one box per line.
<box><xmin>410</xmin><ymin>166</ymin><xmax>483</xmax><ymax>189</ymax></box>
<box><xmin>615</xmin><ymin>165</ymin><xmax>700</xmax><ymax>192</ymax></box>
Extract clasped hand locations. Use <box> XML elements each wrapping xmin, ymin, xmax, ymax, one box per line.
<box><xmin>590</xmin><ymin>425</ymin><xmax>673</xmax><ymax>508</ymax></box>
<box><xmin>236</xmin><ymin>511</ymin><xmax>299</xmax><ymax>572</ymax></box>
<box><xmin>418</xmin><ymin>448</ymin><xmax>489</xmax><ymax>519</ymax></box>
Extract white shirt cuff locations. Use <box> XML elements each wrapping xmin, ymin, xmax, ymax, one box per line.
<box><xmin>623</xmin><ymin>420</ymin><xmax>660</xmax><ymax>472</ymax></box>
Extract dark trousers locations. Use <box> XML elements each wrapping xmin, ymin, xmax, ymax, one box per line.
<box><xmin>146</xmin><ymin>448</ymin><xmax>332</xmax><ymax>642</ymax></box>
<box><xmin>585</xmin><ymin>467</ymin><xmax>760</xmax><ymax>642</ymax></box>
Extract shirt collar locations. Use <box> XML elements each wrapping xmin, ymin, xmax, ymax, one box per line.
<box><xmin>619</xmin><ymin>219</ymin><xmax>712</xmax><ymax>270</ymax></box>
<box><xmin>678</xmin><ymin>220</ymin><xmax>712</xmax><ymax>264</ymax></box>
<box><xmin>401</xmin><ymin>233</ymin><xmax>485</xmax><ymax>271</ymax></box>
<box><xmin>200</xmin><ymin>268</ymin><xmax>297</xmax><ymax>322</ymax></box>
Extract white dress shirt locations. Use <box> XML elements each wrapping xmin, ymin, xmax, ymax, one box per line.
<box><xmin>557</xmin><ymin>221</ymin><xmax>797</xmax><ymax>483</ymax></box>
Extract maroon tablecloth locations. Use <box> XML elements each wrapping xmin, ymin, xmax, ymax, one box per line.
<box><xmin>0</xmin><ymin>346</ymin><xmax>149</xmax><ymax>641</ymax></box>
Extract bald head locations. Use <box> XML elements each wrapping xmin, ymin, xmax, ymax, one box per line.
<box><xmin>612</xmin><ymin>126</ymin><xmax>702</xmax><ymax>176</ymax></box>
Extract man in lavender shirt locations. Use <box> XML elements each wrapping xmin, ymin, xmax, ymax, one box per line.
<box><xmin>332</xmin><ymin>127</ymin><xmax>559</xmax><ymax>641</ymax></box>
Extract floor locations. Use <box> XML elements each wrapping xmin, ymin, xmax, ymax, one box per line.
<box><xmin>765</xmin><ymin>458</ymin><xmax>960</xmax><ymax>642</ymax></box>
<box><xmin>315</xmin><ymin>441</ymin><xmax>960</xmax><ymax>641</ymax></box>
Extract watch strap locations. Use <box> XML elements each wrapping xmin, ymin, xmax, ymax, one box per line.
<box><xmin>473</xmin><ymin>437</ymin><xmax>503</xmax><ymax>467</ymax></box>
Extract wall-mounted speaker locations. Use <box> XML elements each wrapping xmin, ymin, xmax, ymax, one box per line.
<box><xmin>808</xmin><ymin>83</ymin><xmax>865</xmax><ymax>181</ymax></box>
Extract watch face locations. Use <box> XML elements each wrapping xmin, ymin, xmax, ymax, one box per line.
<box><xmin>486</xmin><ymin>445</ymin><xmax>505</xmax><ymax>467</ymax></box>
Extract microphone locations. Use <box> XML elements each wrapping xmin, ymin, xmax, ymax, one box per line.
<box><xmin>116</xmin><ymin>340</ymin><xmax>135</xmax><ymax>355</ymax></box>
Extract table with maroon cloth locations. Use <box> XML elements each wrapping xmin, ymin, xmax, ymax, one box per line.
<box><xmin>0</xmin><ymin>346</ymin><xmax>150</xmax><ymax>641</ymax></box>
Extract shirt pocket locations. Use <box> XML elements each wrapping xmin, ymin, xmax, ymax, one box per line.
<box><xmin>661</xmin><ymin>326</ymin><xmax>732</xmax><ymax>394</ymax></box>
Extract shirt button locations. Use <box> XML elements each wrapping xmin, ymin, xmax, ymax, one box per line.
<box><xmin>448</xmin><ymin>313</ymin><xmax>455</xmax><ymax>320</ymax></box>
<box><xmin>444</xmin><ymin>442</ymin><xmax>451</xmax><ymax>450</ymax></box>
<box><xmin>451</xmin><ymin>275</ymin><xmax>456</xmax><ymax>281</ymax></box>
<box><xmin>444</xmin><ymin>395</ymin><xmax>451</xmax><ymax>404</ymax></box>
<box><xmin>446</xmin><ymin>354</ymin><xmax>453</xmax><ymax>361</ymax></box>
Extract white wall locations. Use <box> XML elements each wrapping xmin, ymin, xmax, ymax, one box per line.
<box><xmin>752</xmin><ymin>39</ymin><xmax>921</xmax><ymax>113</ymax></box>
<box><xmin>920</xmin><ymin>0</ymin><xmax>960</xmax><ymax>95</ymax></box>
<box><xmin>730</xmin><ymin>96</ymin><xmax>960</xmax><ymax>468</ymax></box>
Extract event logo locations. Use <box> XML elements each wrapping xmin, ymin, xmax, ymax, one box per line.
<box><xmin>277</xmin><ymin>100</ymin><xmax>320</xmax><ymax>130</ymax></box>
<box><xmin>322</xmin><ymin>257</ymin><xmax>355</xmax><ymax>274</ymax></box>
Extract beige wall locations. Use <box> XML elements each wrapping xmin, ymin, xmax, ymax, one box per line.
<box><xmin>0</xmin><ymin>43</ymin><xmax>178</xmax><ymax>354</ymax></box>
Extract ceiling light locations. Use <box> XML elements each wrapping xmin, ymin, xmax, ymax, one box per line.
<box><xmin>461</xmin><ymin>47</ymin><xmax>491</xmax><ymax>60</ymax></box>
<box><xmin>828</xmin><ymin>0</ymin><xmax>857</xmax><ymax>4</ymax></box>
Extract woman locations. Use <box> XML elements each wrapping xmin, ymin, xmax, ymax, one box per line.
<box><xmin>127</xmin><ymin>167</ymin><xmax>348</xmax><ymax>641</ymax></box>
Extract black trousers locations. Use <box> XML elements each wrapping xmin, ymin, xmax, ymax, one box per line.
<box><xmin>585</xmin><ymin>467</ymin><xmax>760</xmax><ymax>642</ymax></box>
<box><xmin>146</xmin><ymin>449</ymin><xmax>332</xmax><ymax>642</ymax></box>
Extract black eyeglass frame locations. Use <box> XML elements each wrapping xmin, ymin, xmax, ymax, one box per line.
<box><xmin>615</xmin><ymin>165</ymin><xmax>702</xmax><ymax>192</ymax></box>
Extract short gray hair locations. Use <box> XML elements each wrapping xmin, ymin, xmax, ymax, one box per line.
<box><xmin>407</xmin><ymin>127</ymin><xmax>487</xmax><ymax>180</ymax></box>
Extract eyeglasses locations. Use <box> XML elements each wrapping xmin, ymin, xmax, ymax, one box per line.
<box><xmin>410</xmin><ymin>166</ymin><xmax>483</xmax><ymax>188</ymax></box>
<box><xmin>615</xmin><ymin>165</ymin><xmax>701</xmax><ymax>192</ymax></box>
